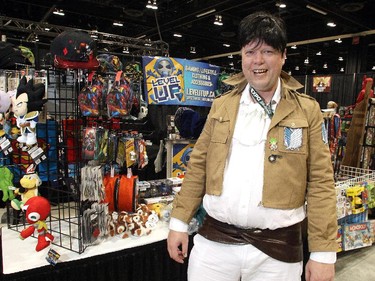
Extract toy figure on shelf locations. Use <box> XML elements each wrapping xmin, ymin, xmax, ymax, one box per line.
<box><xmin>12</xmin><ymin>76</ymin><xmax>47</xmax><ymax>146</ymax></box>
<box><xmin>11</xmin><ymin>170</ymin><xmax>41</xmax><ymax>210</ymax></box>
<box><xmin>355</xmin><ymin>76</ymin><xmax>374</xmax><ymax>105</ymax></box>
<box><xmin>20</xmin><ymin>196</ymin><xmax>54</xmax><ymax>252</ymax></box>
<box><xmin>326</xmin><ymin>101</ymin><xmax>341</xmax><ymax>156</ymax></box>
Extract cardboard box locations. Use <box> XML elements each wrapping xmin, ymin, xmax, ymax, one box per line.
<box><xmin>342</xmin><ymin>222</ymin><xmax>372</xmax><ymax>251</ymax></box>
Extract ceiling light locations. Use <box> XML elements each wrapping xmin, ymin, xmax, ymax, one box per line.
<box><xmin>146</xmin><ymin>0</ymin><xmax>158</xmax><ymax>10</ymax></box>
<box><xmin>173</xmin><ymin>33</ymin><xmax>182</xmax><ymax>37</ymax></box>
<box><xmin>335</xmin><ymin>38</ymin><xmax>342</xmax><ymax>43</ymax></box>
<box><xmin>123</xmin><ymin>46</ymin><xmax>129</xmax><ymax>54</ymax></box>
<box><xmin>223</xmin><ymin>43</ymin><xmax>230</xmax><ymax>47</ymax></box>
<box><xmin>323</xmin><ymin>63</ymin><xmax>328</xmax><ymax>69</ymax></box>
<box><xmin>44</xmin><ymin>27</ymin><xmax>50</xmax><ymax>31</ymax></box>
<box><xmin>327</xmin><ymin>22</ymin><xmax>336</xmax><ymax>27</ymax></box>
<box><xmin>229</xmin><ymin>62</ymin><xmax>234</xmax><ymax>66</ymax></box>
<box><xmin>372</xmin><ymin>66</ymin><xmax>375</xmax><ymax>70</ymax></box>
<box><xmin>214</xmin><ymin>15</ymin><xmax>223</xmax><ymax>26</ymax></box>
<box><xmin>113</xmin><ymin>21</ymin><xmax>123</xmax><ymax>27</ymax></box>
<box><xmin>295</xmin><ymin>66</ymin><xmax>299</xmax><ymax>70</ymax></box>
<box><xmin>291</xmin><ymin>45</ymin><xmax>297</xmax><ymax>49</ymax></box>
<box><xmin>340</xmin><ymin>67</ymin><xmax>344</xmax><ymax>72</ymax></box>
<box><xmin>53</xmin><ymin>8</ymin><xmax>65</xmax><ymax>16</ymax></box>
<box><xmin>304</xmin><ymin>57</ymin><xmax>309</xmax><ymax>64</ymax></box>
<box><xmin>196</xmin><ymin>9</ymin><xmax>216</xmax><ymax>18</ymax></box>
<box><xmin>190</xmin><ymin>46</ymin><xmax>196</xmax><ymax>54</ymax></box>
<box><xmin>33</xmin><ymin>34</ymin><xmax>39</xmax><ymax>42</ymax></box>
<box><xmin>316</xmin><ymin>51</ymin><xmax>322</xmax><ymax>55</ymax></box>
<box><xmin>228</xmin><ymin>54</ymin><xmax>233</xmax><ymax>58</ymax></box>
<box><xmin>338</xmin><ymin>56</ymin><xmax>344</xmax><ymax>61</ymax></box>
<box><xmin>306</xmin><ymin>5</ymin><xmax>327</xmax><ymax>15</ymax></box>
<box><xmin>276</xmin><ymin>2</ymin><xmax>286</xmax><ymax>8</ymax></box>
<box><xmin>312</xmin><ymin>69</ymin><xmax>316</xmax><ymax>74</ymax></box>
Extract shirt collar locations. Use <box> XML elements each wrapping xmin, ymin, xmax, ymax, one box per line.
<box><xmin>240</xmin><ymin>78</ymin><xmax>282</xmax><ymax>106</ymax></box>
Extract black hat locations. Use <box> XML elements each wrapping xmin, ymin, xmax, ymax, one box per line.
<box><xmin>50</xmin><ymin>30</ymin><xmax>99</xmax><ymax>69</ymax></box>
<box><xmin>51</xmin><ymin>30</ymin><xmax>97</xmax><ymax>62</ymax></box>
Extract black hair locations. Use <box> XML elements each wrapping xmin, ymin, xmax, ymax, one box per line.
<box><xmin>238</xmin><ymin>11</ymin><xmax>287</xmax><ymax>53</ymax></box>
<box><xmin>16</xmin><ymin>76</ymin><xmax>47</xmax><ymax>112</ymax></box>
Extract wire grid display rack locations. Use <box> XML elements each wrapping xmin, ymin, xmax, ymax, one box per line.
<box><xmin>335</xmin><ymin>165</ymin><xmax>375</xmax><ymax>225</ymax></box>
<box><xmin>5</xmin><ymin>69</ymin><xmax>84</xmax><ymax>254</ymax></box>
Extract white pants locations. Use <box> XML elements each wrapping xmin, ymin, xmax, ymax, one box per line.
<box><xmin>188</xmin><ymin>234</ymin><xmax>303</xmax><ymax>281</ymax></box>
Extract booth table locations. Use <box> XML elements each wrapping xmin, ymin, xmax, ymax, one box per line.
<box><xmin>0</xmin><ymin>222</ymin><xmax>189</xmax><ymax>281</ymax></box>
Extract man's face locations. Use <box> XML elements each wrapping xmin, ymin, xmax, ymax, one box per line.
<box><xmin>241</xmin><ymin>41</ymin><xmax>285</xmax><ymax>96</ymax></box>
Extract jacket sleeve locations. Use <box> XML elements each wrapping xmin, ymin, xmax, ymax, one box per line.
<box><xmin>170</xmin><ymin>100</ymin><xmax>218</xmax><ymax>224</ymax></box>
<box><xmin>305</xmin><ymin>99</ymin><xmax>339</xmax><ymax>252</ymax></box>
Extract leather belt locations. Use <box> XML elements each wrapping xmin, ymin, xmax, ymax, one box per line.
<box><xmin>198</xmin><ymin>215</ymin><xmax>303</xmax><ymax>263</ymax></box>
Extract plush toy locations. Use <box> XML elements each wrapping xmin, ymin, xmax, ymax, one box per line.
<box><xmin>12</xmin><ymin>76</ymin><xmax>47</xmax><ymax>146</ymax></box>
<box><xmin>126</xmin><ymin>204</ymin><xmax>158</xmax><ymax>237</ymax></box>
<box><xmin>0</xmin><ymin>166</ymin><xmax>15</xmax><ymax>202</ymax></box>
<box><xmin>0</xmin><ymin>90</ymin><xmax>14</xmax><ymax>137</ymax></box>
<box><xmin>11</xmin><ymin>172</ymin><xmax>41</xmax><ymax>210</ymax></box>
<box><xmin>107</xmin><ymin>204</ymin><xmax>159</xmax><ymax>238</ymax></box>
<box><xmin>20</xmin><ymin>196</ymin><xmax>54</xmax><ymax>251</ymax></box>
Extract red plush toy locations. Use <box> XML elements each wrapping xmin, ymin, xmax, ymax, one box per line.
<box><xmin>20</xmin><ymin>196</ymin><xmax>54</xmax><ymax>251</ymax></box>
<box><xmin>355</xmin><ymin>76</ymin><xmax>374</xmax><ymax>105</ymax></box>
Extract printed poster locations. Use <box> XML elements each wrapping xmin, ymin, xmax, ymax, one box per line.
<box><xmin>313</xmin><ymin>76</ymin><xmax>332</xmax><ymax>93</ymax></box>
<box><xmin>143</xmin><ymin>56</ymin><xmax>219</xmax><ymax>107</ymax></box>
<box><xmin>171</xmin><ymin>142</ymin><xmax>195</xmax><ymax>177</ymax></box>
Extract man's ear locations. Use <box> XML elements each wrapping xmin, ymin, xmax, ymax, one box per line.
<box><xmin>282</xmin><ymin>50</ymin><xmax>287</xmax><ymax>64</ymax></box>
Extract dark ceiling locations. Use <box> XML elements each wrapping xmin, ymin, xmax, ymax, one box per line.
<box><xmin>1</xmin><ymin>0</ymin><xmax>375</xmax><ymax>75</ymax></box>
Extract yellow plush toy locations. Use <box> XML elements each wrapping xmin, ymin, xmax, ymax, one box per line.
<box><xmin>11</xmin><ymin>172</ymin><xmax>41</xmax><ymax>210</ymax></box>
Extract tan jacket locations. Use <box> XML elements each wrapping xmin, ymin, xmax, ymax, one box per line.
<box><xmin>172</xmin><ymin>71</ymin><xmax>338</xmax><ymax>252</ymax></box>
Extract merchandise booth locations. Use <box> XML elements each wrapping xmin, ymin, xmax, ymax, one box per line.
<box><xmin>0</xmin><ymin>30</ymin><xmax>215</xmax><ymax>281</ymax></box>
<box><xmin>0</xmin><ymin>29</ymin><xmax>374</xmax><ymax>281</ymax></box>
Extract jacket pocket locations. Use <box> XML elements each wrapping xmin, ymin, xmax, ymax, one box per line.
<box><xmin>210</xmin><ymin>115</ymin><xmax>230</xmax><ymax>144</ymax></box>
<box><xmin>278</xmin><ymin>119</ymin><xmax>308</xmax><ymax>154</ymax></box>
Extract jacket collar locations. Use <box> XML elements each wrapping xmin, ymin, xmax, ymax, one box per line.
<box><xmin>222</xmin><ymin>71</ymin><xmax>304</xmax><ymax>130</ymax></box>
<box><xmin>223</xmin><ymin>70</ymin><xmax>303</xmax><ymax>95</ymax></box>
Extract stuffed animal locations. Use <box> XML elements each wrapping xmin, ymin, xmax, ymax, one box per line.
<box><xmin>126</xmin><ymin>204</ymin><xmax>158</xmax><ymax>237</ymax></box>
<box><xmin>0</xmin><ymin>90</ymin><xmax>14</xmax><ymax>137</ymax></box>
<box><xmin>20</xmin><ymin>196</ymin><xmax>54</xmax><ymax>251</ymax></box>
<box><xmin>11</xmin><ymin>172</ymin><xmax>41</xmax><ymax>210</ymax></box>
<box><xmin>0</xmin><ymin>166</ymin><xmax>15</xmax><ymax>202</ymax></box>
<box><xmin>11</xmin><ymin>76</ymin><xmax>47</xmax><ymax>146</ymax></box>
<box><xmin>107</xmin><ymin>204</ymin><xmax>159</xmax><ymax>238</ymax></box>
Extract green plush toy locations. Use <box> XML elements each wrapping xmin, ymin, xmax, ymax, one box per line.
<box><xmin>0</xmin><ymin>166</ymin><xmax>15</xmax><ymax>202</ymax></box>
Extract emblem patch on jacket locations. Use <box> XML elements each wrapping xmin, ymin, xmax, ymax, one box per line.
<box><xmin>321</xmin><ymin>123</ymin><xmax>328</xmax><ymax>145</ymax></box>
<box><xmin>283</xmin><ymin>127</ymin><xmax>302</xmax><ymax>150</ymax></box>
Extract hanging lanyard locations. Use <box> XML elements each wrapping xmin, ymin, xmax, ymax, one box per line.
<box><xmin>249</xmin><ymin>87</ymin><xmax>274</xmax><ymax>118</ymax></box>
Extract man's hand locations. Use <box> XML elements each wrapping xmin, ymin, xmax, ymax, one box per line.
<box><xmin>305</xmin><ymin>259</ymin><xmax>335</xmax><ymax>281</ymax></box>
<box><xmin>167</xmin><ymin>230</ymin><xmax>189</xmax><ymax>264</ymax></box>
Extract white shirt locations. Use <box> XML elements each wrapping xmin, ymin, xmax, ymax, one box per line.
<box><xmin>170</xmin><ymin>79</ymin><xmax>336</xmax><ymax>263</ymax></box>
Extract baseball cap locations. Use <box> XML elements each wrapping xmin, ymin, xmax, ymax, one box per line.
<box><xmin>51</xmin><ymin>30</ymin><xmax>99</xmax><ymax>69</ymax></box>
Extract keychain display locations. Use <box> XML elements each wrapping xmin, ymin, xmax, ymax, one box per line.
<box><xmin>82</xmin><ymin>127</ymin><xmax>97</xmax><ymax>160</ymax></box>
<box><xmin>82</xmin><ymin>203</ymin><xmax>108</xmax><ymax>246</ymax></box>
<box><xmin>81</xmin><ymin>165</ymin><xmax>104</xmax><ymax>202</ymax></box>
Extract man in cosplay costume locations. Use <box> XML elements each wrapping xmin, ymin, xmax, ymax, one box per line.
<box><xmin>12</xmin><ymin>76</ymin><xmax>46</xmax><ymax>146</ymax></box>
<box><xmin>167</xmin><ymin>11</ymin><xmax>338</xmax><ymax>281</ymax></box>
